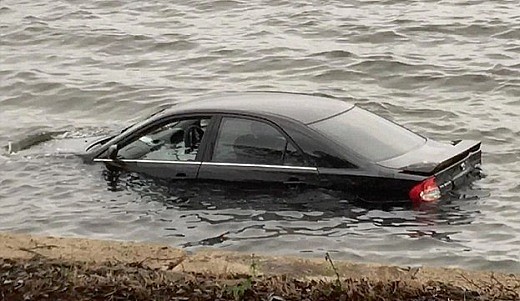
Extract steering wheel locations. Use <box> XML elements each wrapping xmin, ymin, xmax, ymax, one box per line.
<box><xmin>183</xmin><ymin>125</ymin><xmax>204</xmax><ymax>151</ymax></box>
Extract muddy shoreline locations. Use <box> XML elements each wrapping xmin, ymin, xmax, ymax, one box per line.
<box><xmin>1</xmin><ymin>233</ymin><xmax>518</xmax><ymax>300</ymax></box>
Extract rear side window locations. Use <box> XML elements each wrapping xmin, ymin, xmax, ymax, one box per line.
<box><xmin>212</xmin><ymin>117</ymin><xmax>306</xmax><ymax>166</ymax></box>
<box><xmin>310</xmin><ymin>107</ymin><xmax>426</xmax><ymax>162</ymax></box>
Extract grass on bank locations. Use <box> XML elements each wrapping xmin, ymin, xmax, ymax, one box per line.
<box><xmin>1</xmin><ymin>254</ymin><xmax>519</xmax><ymax>301</ymax></box>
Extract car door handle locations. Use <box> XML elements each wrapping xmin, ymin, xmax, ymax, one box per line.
<box><xmin>175</xmin><ymin>172</ymin><xmax>187</xmax><ymax>178</ymax></box>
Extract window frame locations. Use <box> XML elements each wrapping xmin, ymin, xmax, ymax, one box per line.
<box><xmin>203</xmin><ymin>114</ymin><xmax>313</xmax><ymax>167</ymax></box>
<box><xmin>98</xmin><ymin>114</ymin><xmax>216</xmax><ymax>163</ymax></box>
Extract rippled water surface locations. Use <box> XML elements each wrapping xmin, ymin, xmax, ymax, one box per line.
<box><xmin>1</xmin><ymin>0</ymin><xmax>519</xmax><ymax>273</ymax></box>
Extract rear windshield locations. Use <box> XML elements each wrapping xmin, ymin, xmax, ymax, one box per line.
<box><xmin>310</xmin><ymin>107</ymin><xmax>426</xmax><ymax>162</ymax></box>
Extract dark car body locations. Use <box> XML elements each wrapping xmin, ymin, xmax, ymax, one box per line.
<box><xmin>82</xmin><ymin>92</ymin><xmax>482</xmax><ymax>204</ymax></box>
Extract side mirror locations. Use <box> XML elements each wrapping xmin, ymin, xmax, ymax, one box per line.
<box><xmin>107</xmin><ymin>144</ymin><xmax>119</xmax><ymax>160</ymax></box>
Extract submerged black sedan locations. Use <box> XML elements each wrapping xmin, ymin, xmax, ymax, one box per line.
<box><xmin>82</xmin><ymin>92</ymin><xmax>482</xmax><ymax>204</ymax></box>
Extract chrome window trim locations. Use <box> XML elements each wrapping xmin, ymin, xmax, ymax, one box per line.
<box><xmin>202</xmin><ymin>162</ymin><xmax>317</xmax><ymax>171</ymax></box>
<box><xmin>93</xmin><ymin>159</ymin><xmax>317</xmax><ymax>171</ymax></box>
<box><xmin>93</xmin><ymin>158</ymin><xmax>201</xmax><ymax>165</ymax></box>
<box><xmin>93</xmin><ymin>158</ymin><xmax>113</xmax><ymax>162</ymax></box>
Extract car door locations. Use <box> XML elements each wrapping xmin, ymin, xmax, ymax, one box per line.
<box><xmin>197</xmin><ymin>116</ymin><xmax>320</xmax><ymax>188</ymax></box>
<box><xmin>103</xmin><ymin>116</ymin><xmax>214</xmax><ymax>180</ymax></box>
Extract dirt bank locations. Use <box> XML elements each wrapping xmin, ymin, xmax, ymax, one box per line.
<box><xmin>1</xmin><ymin>233</ymin><xmax>518</xmax><ymax>300</ymax></box>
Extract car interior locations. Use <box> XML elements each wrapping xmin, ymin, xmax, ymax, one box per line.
<box><xmin>117</xmin><ymin>118</ymin><xmax>208</xmax><ymax>161</ymax></box>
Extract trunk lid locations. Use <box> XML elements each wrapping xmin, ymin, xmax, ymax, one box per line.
<box><xmin>378</xmin><ymin>140</ymin><xmax>482</xmax><ymax>200</ymax></box>
<box><xmin>377</xmin><ymin>139</ymin><xmax>481</xmax><ymax>175</ymax></box>
<box><xmin>378</xmin><ymin>139</ymin><xmax>482</xmax><ymax>196</ymax></box>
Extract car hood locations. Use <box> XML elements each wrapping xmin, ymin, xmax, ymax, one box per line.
<box><xmin>377</xmin><ymin>139</ymin><xmax>481</xmax><ymax>175</ymax></box>
<box><xmin>46</xmin><ymin>135</ymin><xmax>110</xmax><ymax>156</ymax></box>
<box><xmin>2</xmin><ymin>133</ymin><xmax>109</xmax><ymax>158</ymax></box>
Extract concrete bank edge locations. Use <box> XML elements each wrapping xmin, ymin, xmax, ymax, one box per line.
<box><xmin>0</xmin><ymin>232</ymin><xmax>517</xmax><ymax>292</ymax></box>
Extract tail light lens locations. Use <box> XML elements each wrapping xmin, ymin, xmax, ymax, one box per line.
<box><xmin>409</xmin><ymin>177</ymin><xmax>441</xmax><ymax>204</ymax></box>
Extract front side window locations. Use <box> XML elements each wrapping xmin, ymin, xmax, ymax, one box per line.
<box><xmin>117</xmin><ymin>117</ymin><xmax>210</xmax><ymax>161</ymax></box>
<box><xmin>212</xmin><ymin>117</ymin><xmax>305</xmax><ymax>166</ymax></box>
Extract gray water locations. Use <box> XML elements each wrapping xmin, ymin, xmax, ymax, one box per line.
<box><xmin>1</xmin><ymin>0</ymin><xmax>519</xmax><ymax>273</ymax></box>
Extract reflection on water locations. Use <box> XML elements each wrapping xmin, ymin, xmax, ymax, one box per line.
<box><xmin>0</xmin><ymin>148</ymin><xmax>516</xmax><ymax>272</ymax></box>
<box><xmin>103</xmin><ymin>169</ymin><xmax>481</xmax><ymax>247</ymax></box>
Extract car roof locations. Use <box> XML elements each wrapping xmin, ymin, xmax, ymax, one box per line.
<box><xmin>164</xmin><ymin>92</ymin><xmax>354</xmax><ymax>124</ymax></box>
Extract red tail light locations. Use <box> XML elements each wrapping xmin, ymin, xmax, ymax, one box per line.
<box><xmin>409</xmin><ymin>177</ymin><xmax>441</xmax><ymax>204</ymax></box>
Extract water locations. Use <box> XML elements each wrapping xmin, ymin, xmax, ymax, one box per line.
<box><xmin>1</xmin><ymin>0</ymin><xmax>519</xmax><ymax>273</ymax></box>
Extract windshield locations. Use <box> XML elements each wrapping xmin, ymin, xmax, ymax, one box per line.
<box><xmin>310</xmin><ymin>107</ymin><xmax>426</xmax><ymax>162</ymax></box>
<box><xmin>120</xmin><ymin>108</ymin><xmax>167</xmax><ymax>134</ymax></box>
